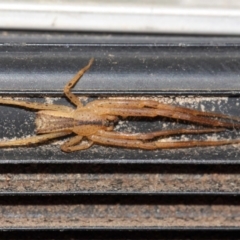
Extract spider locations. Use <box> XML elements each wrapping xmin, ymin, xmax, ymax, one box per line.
<box><xmin>0</xmin><ymin>58</ymin><xmax>240</xmax><ymax>152</ymax></box>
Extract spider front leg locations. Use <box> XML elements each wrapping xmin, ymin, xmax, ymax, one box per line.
<box><xmin>93</xmin><ymin>106</ymin><xmax>240</xmax><ymax>129</ymax></box>
<box><xmin>64</xmin><ymin>58</ymin><xmax>94</xmax><ymax>107</ymax></box>
<box><xmin>0</xmin><ymin>97</ymin><xmax>73</xmax><ymax>112</ymax></box>
<box><xmin>0</xmin><ymin>132</ymin><xmax>71</xmax><ymax>148</ymax></box>
<box><xmin>0</xmin><ymin>58</ymin><xmax>94</xmax><ymax>111</ymax></box>
<box><xmin>61</xmin><ymin>135</ymin><xmax>93</xmax><ymax>152</ymax></box>
<box><xmin>87</xmin><ymin>99</ymin><xmax>240</xmax><ymax>124</ymax></box>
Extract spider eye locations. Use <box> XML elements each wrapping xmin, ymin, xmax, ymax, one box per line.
<box><xmin>103</xmin><ymin>120</ymin><xmax>110</xmax><ymax>127</ymax></box>
<box><xmin>103</xmin><ymin>120</ymin><xmax>115</xmax><ymax>127</ymax></box>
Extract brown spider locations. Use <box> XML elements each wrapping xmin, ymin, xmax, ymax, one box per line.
<box><xmin>0</xmin><ymin>58</ymin><xmax>240</xmax><ymax>152</ymax></box>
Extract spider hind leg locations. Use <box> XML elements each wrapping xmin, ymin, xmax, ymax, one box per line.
<box><xmin>89</xmin><ymin>134</ymin><xmax>240</xmax><ymax>150</ymax></box>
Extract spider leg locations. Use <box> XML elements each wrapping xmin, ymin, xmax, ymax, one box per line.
<box><xmin>0</xmin><ymin>132</ymin><xmax>71</xmax><ymax>147</ymax></box>
<box><xmin>0</xmin><ymin>97</ymin><xmax>72</xmax><ymax>111</ymax></box>
<box><xmin>88</xmin><ymin>135</ymin><xmax>240</xmax><ymax>150</ymax></box>
<box><xmin>64</xmin><ymin>58</ymin><xmax>94</xmax><ymax>107</ymax></box>
<box><xmin>95</xmin><ymin>128</ymin><xmax>225</xmax><ymax>140</ymax></box>
<box><xmin>61</xmin><ymin>135</ymin><xmax>93</xmax><ymax>152</ymax></box>
<box><xmin>94</xmin><ymin>107</ymin><xmax>240</xmax><ymax>129</ymax></box>
<box><xmin>86</xmin><ymin>99</ymin><xmax>240</xmax><ymax>122</ymax></box>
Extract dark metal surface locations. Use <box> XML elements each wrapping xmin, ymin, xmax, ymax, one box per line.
<box><xmin>0</xmin><ymin>32</ymin><xmax>240</xmax><ymax>236</ymax></box>
<box><xmin>1</xmin><ymin>43</ymin><xmax>240</xmax><ymax>95</ymax></box>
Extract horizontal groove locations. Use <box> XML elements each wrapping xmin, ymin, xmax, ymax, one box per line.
<box><xmin>0</xmin><ymin>163</ymin><xmax>239</xmax><ymax>194</ymax></box>
<box><xmin>2</xmin><ymin>159</ymin><xmax>240</xmax><ymax>164</ymax></box>
<box><xmin>1</xmin><ymin>45</ymin><xmax>240</xmax><ymax>93</ymax></box>
<box><xmin>1</xmin><ymin>90</ymin><xmax>240</xmax><ymax>96</ymax></box>
<box><xmin>0</xmin><ymin>199</ymin><xmax>239</xmax><ymax>228</ymax></box>
<box><xmin>1</xmin><ymin>227</ymin><xmax>240</xmax><ymax>230</ymax></box>
<box><xmin>1</xmin><ymin>96</ymin><xmax>240</xmax><ymax>163</ymax></box>
<box><xmin>0</xmin><ymin>172</ymin><xmax>239</xmax><ymax>194</ymax></box>
<box><xmin>0</xmin><ymin>192</ymin><xmax>239</xmax><ymax>196</ymax></box>
<box><xmin>2</xmin><ymin>32</ymin><xmax>240</xmax><ymax>46</ymax></box>
<box><xmin>3</xmin><ymin>43</ymin><xmax>240</xmax><ymax>47</ymax></box>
